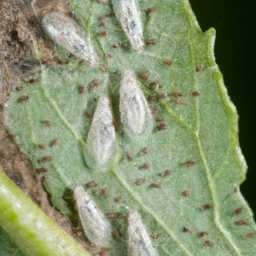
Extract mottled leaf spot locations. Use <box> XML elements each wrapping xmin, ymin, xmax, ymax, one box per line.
<box><xmin>17</xmin><ymin>96</ymin><xmax>29</xmax><ymax>103</ymax></box>
<box><xmin>135</xmin><ymin>178</ymin><xmax>145</xmax><ymax>185</ymax></box>
<box><xmin>183</xmin><ymin>227</ymin><xmax>193</xmax><ymax>233</ymax></box>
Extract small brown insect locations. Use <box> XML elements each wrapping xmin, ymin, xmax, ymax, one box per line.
<box><xmin>79</xmin><ymin>86</ymin><xmax>86</xmax><ymax>95</ymax></box>
<box><xmin>150</xmin><ymin>81</ymin><xmax>161</xmax><ymax>89</ymax></box>
<box><xmin>171</xmin><ymin>92</ymin><xmax>182</xmax><ymax>97</ymax></box>
<box><xmin>98</xmin><ymin>31</ymin><xmax>108</xmax><ymax>37</ymax></box>
<box><xmin>148</xmin><ymin>7</ymin><xmax>156</xmax><ymax>13</ymax></box>
<box><xmin>112</xmin><ymin>43</ymin><xmax>122</xmax><ymax>49</ymax></box>
<box><xmin>98</xmin><ymin>13</ymin><xmax>115</xmax><ymax>20</ymax></box>
<box><xmin>50</xmin><ymin>138</ymin><xmax>59</xmax><ymax>147</ymax></box>
<box><xmin>156</xmin><ymin>117</ymin><xmax>163</xmax><ymax>122</ymax></box>
<box><xmin>151</xmin><ymin>232</ymin><xmax>159</xmax><ymax>239</ymax></box>
<box><xmin>99</xmin><ymin>248</ymin><xmax>110</xmax><ymax>256</ymax></box>
<box><xmin>245</xmin><ymin>232</ymin><xmax>255</xmax><ymax>238</ymax></box>
<box><xmin>41</xmin><ymin>174</ymin><xmax>52</xmax><ymax>181</ymax></box>
<box><xmin>146</xmin><ymin>39</ymin><xmax>156</xmax><ymax>45</ymax></box>
<box><xmin>196</xmin><ymin>64</ymin><xmax>205</xmax><ymax>72</ymax></box>
<box><xmin>204</xmin><ymin>240</ymin><xmax>213</xmax><ymax>247</ymax></box>
<box><xmin>233</xmin><ymin>207</ymin><xmax>244</xmax><ymax>215</ymax></box>
<box><xmin>234</xmin><ymin>186</ymin><xmax>238</xmax><ymax>192</ymax></box>
<box><xmin>156</xmin><ymin>92</ymin><xmax>167</xmax><ymax>100</ymax></box>
<box><xmin>93</xmin><ymin>188</ymin><xmax>108</xmax><ymax>196</ymax></box>
<box><xmin>97</xmin><ymin>0</ymin><xmax>109</xmax><ymax>4</ymax></box>
<box><xmin>38</xmin><ymin>144</ymin><xmax>46</xmax><ymax>150</ymax></box>
<box><xmin>86</xmin><ymin>180</ymin><xmax>98</xmax><ymax>188</ymax></box>
<box><xmin>150</xmin><ymin>183</ymin><xmax>161</xmax><ymax>188</ymax></box>
<box><xmin>182</xmin><ymin>190</ymin><xmax>191</xmax><ymax>196</ymax></box>
<box><xmin>10</xmin><ymin>134</ymin><xmax>17</xmax><ymax>139</ymax></box>
<box><xmin>106</xmin><ymin>212</ymin><xmax>118</xmax><ymax>219</ymax></box>
<box><xmin>184</xmin><ymin>160</ymin><xmax>196</xmax><ymax>167</ymax></box>
<box><xmin>16</xmin><ymin>86</ymin><xmax>24</xmax><ymax>91</ymax></box>
<box><xmin>162</xmin><ymin>170</ymin><xmax>171</xmax><ymax>177</ymax></box>
<box><xmin>198</xmin><ymin>232</ymin><xmax>209</xmax><ymax>238</ymax></box>
<box><xmin>28</xmin><ymin>78</ymin><xmax>39</xmax><ymax>84</ymax></box>
<box><xmin>183</xmin><ymin>227</ymin><xmax>193</xmax><ymax>233</ymax></box>
<box><xmin>41</xmin><ymin>120</ymin><xmax>53</xmax><ymax>127</ymax></box>
<box><xmin>127</xmin><ymin>151</ymin><xmax>133</xmax><ymax>161</ymax></box>
<box><xmin>139</xmin><ymin>163</ymin><xmax>150</xmax><ymax>169</ymax></box>
<box><xmin>85</xmin><ymin>111</ymin><xmax>93</xmax><ymax>121</ymax></box>
<box><xmin>92</xmin><ymin>79</ymin><xmax>100</xmax><ymax>90</ymax></box>
<box><xmin>107</xmin><ymin>53</ymin><xmax>112</xmax><ymax>59</ymax></box>
<box><xmin>236</xmin><ymin>220</ymin><xmax>248</xmax><ymax>226</ymax></box>
<box><xmin>157</xmin><ymin>124</ymin><xmax>168</xmax><ymax>131</ymax></box>
<box><xmin>203</xmin><ymin>204</ymin><xmax>213</xmax><ymax>210</ymax></box>
<box><xmin>174</xmin><ymin>97</ymin><xmax>187</xmax><ymax>105</ymax></box>
<box><xmin>99</xmin><ymin>22</ymin><xmax>106</xmax><ymax>27</ymax></box>
<box><xmin>191</xmin><ymin>91</ymin><xmax>200</xmax><ymax>97</ymax></box>
<box><xmin>135</xmin><ymin>178</ymin><xmax>145</xmax><ymax>185</ymax></box>
<box><xmin>164</xmin><ymin>60</ymin><xmax>173</xmax><ymax>67</ymax></box>
<box><xmin>42</xmin><ymin>156</ymin><xmax>53</xmax><ymax>162</ymax></box>
<box><xmin>99</xmin><ymin>64</ymin><xmax>107</xmax><ymax>73</ymax></box>
<box><xmin>17</xmin><ymin>96</ymin><xmax>29</xmax><ymax>103</ymax></box>
<box><xmin>151</xmin><ymin>108</ymin><xmax>158</xmax><ymax>115</ymax></box>
<box><xmin>140</xmin><ymin>147</ymin><xmax>150</xmax><ymax>156</ymax></box>
<box><xmin>141</xmin><ymin>71</ymin><xmax>151</xmax><ymax>80</ymax></box>
<box><xmin>111</xmin><ymin>231</ymin><xmax>121</xmax><ymax>237</ymax></box>
<box><xmin>114</xmin><ymin>196</ymin><xmax>125</xmax><ymax>204</ymax></box>
<box><xmin>36</xmin><ymin>167</ymin><xmax>48</xmax><ymax>174</ymax></box>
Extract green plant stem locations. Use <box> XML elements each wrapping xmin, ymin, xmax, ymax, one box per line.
<box><xmin>0</xmin><ymin>171</ymin><xmax>91</xmax><ymax>256</ymax></box>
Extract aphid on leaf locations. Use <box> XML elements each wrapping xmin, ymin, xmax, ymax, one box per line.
<box><xmin>107</xmin><ymin>54</ymin><xmax>112</xmax><ymax>59</ymax></box>
<box><xmin>120</xmin><ymin>69</ymin><xmax>152</xmax><ymax>133</ymax></box>
<box><xmin>196</xmin><ymin>64</ymin><xmax>205</xmax><ymax>72</ymax></box>
<box><xmin>203</xmin><ymin>204</ymin><xmax>213</xmax><ymax>210</ymax></box>
<box><xmin>204</xmin><ymin>240</ymin><xmax>213</xmax><ymax>247</ymax></box>
<box><xmin>135</xmin><ymin>178</ymin><xmax>145</xmax><ymax>185</ymax></box>
<box><xmin>162</xmin><ymin>170</ymin><xmax>171</xmax><ymax>177</ymax></box>
<box><xmin>236</xmin><ymin>220</ymin><xmax>248</xmax><ymax>226</ymax></box>
<box><xmin>10</xmin><ymin>134</ymin><xmax>17</xmax><ymax>139</ymax></box>
<box><xmin>114</xmin><ymin>196</ymin><xmax>125</xmax><ymax>203</ymax></box>
<box><xmin>99</xmin><ymin>64</ymin><xmax>108</xmax><ymax>73</ymax></box>
<box><xmin>112</xmin><ymin>43</ymin><xmax>122</xmax><ymax>49</ymax></box>
<box><xmin>191</xmin><ymin>91</ymin><xmax>200</xmax><ymax>97</ymax></box>
<box><xmin>157</xmin><ymin>123</ymin><xmax>168</xmax><ymax>131</ymax></box>
<box><xmin>127</xmin><ymin>151</ymin><xmax>133</xmax><ymax>161</ymax></box>
<box><xmin>50</xmin><ymin>138</ymin><xmax>59</xmax><ymax>147</ymax></box>
<box><xmin>111</xmin><ymin>231</ymin><xmax>121</xmax><ymax>237</ymax></box>
<box><xmin>174</xmin><ymin>97</ymin><xmax>187</xmax><ymax>105</ymax></box>
<box><xmin>112</xmin><ymin>0</ymin><xmax>144</xmax><ymax>53</ymax></box>
<box><xmin>16</xmin><ymin>86</ymin><xmax>24</xmax><ymax>91</ymax></box>
<box><xmin>106</xmin><ymin>212</ymin><xmax>118</xmax><ymax>219</ymax></box>
<box><xmin>128</xmin><ymin>211</ymin><xmax>159</xmax><ymax>256</ymax></box>
<box><xmin>155</xmin><ymin>92</ymin><xmax>167</xmax><ymax>100</ymax></box>
<box><xmin>79</xmin><ymin>86</ymin><xmax>86</xmax><ymax>95</ymax></box>
<box><xmin>141</xmin><ymin>147</ymin><xmax>150</xmax><ymax>156</ymax></box>
<box><xmin>92</xmin><ymin>79</ymin><xmax>100</xmax><ymax>90</ymax></box>
<box><xmin>87</xmin><ymin>96</ymin><xmax>116</xmax><ymax>165</ymax></box>
<box><xmin>245</xmin><ymin>232</ymin><xmax>255</xmax><ymax>238</ymax></box>
<box><xmin>156</xmin><ymin>117</ymin><xmax>163</xmax><ymax>122</ymax></box>
<box><xmin>150</xmin><ymin>81</ymin><xmax>161</xmax><ymax>90</ymax></box>
<box><xmin>141</xmin><ymin>71</ymin><xmax>151</xmax><ymax>80</ymax></box>
<box><xmin>42</xmin><ymin>12</ymin><xmax>98</xmax><ymax>67</ymax></box>
<box><xmin>233</xmin><ymin>207</ymin><xmax>244</xmax><ymax>215</ymax></box>
<box><xmin>27</xmin><ymin>78</ymin><xmax>38</xmax><ymax>84</ymax></box>
<box><xmin>171</xmin><ymin>92</ymin><xmax>182</xmax><ymax>97</ymax></box>
<box><xmin>85</xmin><ymin>111</ymin><xmax>93</xmax><ymax>121</ymax></box>
<box><xmin>183</xmin><ymin>227</ymin><xmax>193</xmax><ymax>233</ymax></box>
<box><xmin>98</xmin><ymin>13</ymin><xmax>115</xmax><ymax>20</ymax></box>
<box><xmin>148</xmin><ymin>7</ymin><xmax>156</xmax><ymax>14</ymax></box>
<box><xmin>42</xmin><ymin>156</ymin><xmax>53</xmax><ymax>162</ymax></box>
<box><xmin>150</xmin><ymin>183</ymin><xmax>161</xmax><ymax>188</ymax></box>
<box><xmin>184</xmin><ymin>160</ymin><xmax>196</xmax><ymax>167</ymax></box>
<box><xmin>41</xmin><ymin>174</ymin><xmax>52</xmax><ymax>181</ymax></box>
<box><xmin>93</xmin><ymin>188</ymin><xmax>109</xmax><ymax>196</ymax></box>
<box><xmin>99</xmin><ymin>22</ymin><xmax>106</xmax><ymax>27</ymax></box>
<box><xmin>98</xmin><ymin>31</ymin><xmax>108</xmax><ymax>37</ymax></box>
<box><xmin>36</xmin><ymin>167</ymin><xmax>48</xmax><ymax>174</ymax></box>
<box><xmin>182</xmin><ymin>190</ymin><xmax>191</xmax><ymax>196</ymax></box>
<box><xmin>163</xmin><ymin>60</ymin><xmax>173</xmax><ymax>67</ymax></box>
<box><xmin>86</xmin><ymin>180</ymin><xmax>98</xmax><ymax>188</ymax></box>
<box><xmin>41</xmin><ymin>120</ymin><xmax>53</xmax><ymax>127</ymax></box>
<box><xmin>17</xmin><ymin>96</ymin><xmax>29</xmax><ymax>103</ymax></box>
<box><xmin>38</xmin><ymin>144</ymin><xmax>46</xmax><ymax>150</ymax></box>
<box><xmin>73</xmin><ymin>185</ymin><xmax>111</xmax><ymax>247</ymax></box>
<box><xmin>151</xmin><ymin>232</ymin><xmax>159</xmax><ymax>239</ymax></box>
<box><xmin>139</xmin><ymin>163</ymin><xmax>150</xmax><ymax>169</ymax></box>
<box><xmin>146</xmin><ymin>39</ymin><xmax>156</xmax><ymax>45</ymax></box>
<box><xmin>198</xmin><ymin>232</ymin><xmax>209</xmax><ymax>238</ymax></box>
<box><xmin>97</xmin><ymin>0</ymin><xmax>109</xmax><ymax>4</ymax></box>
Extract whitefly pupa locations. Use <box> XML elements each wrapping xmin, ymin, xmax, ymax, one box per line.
<box><xmin>120</xmin><ymin>69</ymin><xmax>152</xmax><ymax>134</ymax></box>
<box><xmin>87</xmin><ymin>96</ymin><xmax>116</xmax><ymax>165</ymax></box>
<box><xmin>128</xmin><ymin>211</ymin><xmax>159</xmax><ymax>256</ymax></box>
<box><xmin>42</xmin><ymin>12</ymin><xmax>98</xmax><ymax>66</ymax></box>
<box><xmin>73</xmin><ymin>185</ymin><xmax>111</xmax><ymax>247</ymax></box>
<box><xmin>112</xmin><ymin>0</ymin><xmax>144</xmax><ymax>53</ymax></box>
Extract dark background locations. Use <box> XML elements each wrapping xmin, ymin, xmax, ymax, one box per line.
<box><xmin>189</xmin><ymin>0</ymin><xmax>256</xmax><ymax>215</ymax></box>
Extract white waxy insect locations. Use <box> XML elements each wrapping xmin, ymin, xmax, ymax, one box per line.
<box><xmin>112</xmin><ymin>0</ymin><xmax>144</xmax><ymax>53</ymax></box>
<box><xmin>87</xmin><ymin>96</ymin><xmax>116</xmax><ymax>164</ymax></box>
<box><xmin>120</xmin><ymin>69</ymin><xmax>152</xmax><ymax>134</ymax></box>
<box><xmin>128</xmin><ymin>211</ymin><xmax>159</xmax><ymax>256</ymax></box>
<box><xmin>73</xmin><ymin>185</ymin><xmax>111</xmax><ymax>246</ymax></box>
<box><xmin>42</xmin><ymin>12</ymin><xmax>98</xmax><ymax>66</ymax></box>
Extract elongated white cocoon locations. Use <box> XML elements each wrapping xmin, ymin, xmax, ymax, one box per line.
<box><xmin>112</xmin><ymin>0</ymin><xmax>144</xmax><ymax>53</ymax></box>
<box><xmin>42</xmin><ymin>12</ymin><xmax>98</xmax><ymax>66</ymax></box>
<box><xmin>73</xmin><ymin>185</ymin><xmax>111</xmax><ymax>246</ymax></box>
<box><xmin>128</xmin><ymin>211</ymin><xmax>159</xmax><ymax>256</ymax></box>
<box><xmin>87</xmin><ymin>96</ymin><xmax>116</xmax><ymax>164</ymax></box>
<box><xmin>120</xmin><ymin>70</ymin><xmax>151</xmax><ymax>133</ymax></box>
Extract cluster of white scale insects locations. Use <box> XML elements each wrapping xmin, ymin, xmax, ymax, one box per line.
<box><xmin>40</xmin><ymin>0</ymin><xmax>158</xmax><ymax>255</ymax></box>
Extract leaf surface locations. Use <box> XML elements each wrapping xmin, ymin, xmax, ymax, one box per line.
<box><xmin>5</xmin><ymin>0</ymin><xmax>256</xmax><ymax>255</ymax></box>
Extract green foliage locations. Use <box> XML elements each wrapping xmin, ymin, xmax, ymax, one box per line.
<box><xmin>4</xmin><ymin>0</ymin><xmax>256</xmax><ymax>255</ymax></box>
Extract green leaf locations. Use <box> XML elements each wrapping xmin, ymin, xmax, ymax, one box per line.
<box><xmin>4</xmin><ymin>0</ymin><xmax>256</xmax><ymax>255</ymax></box>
